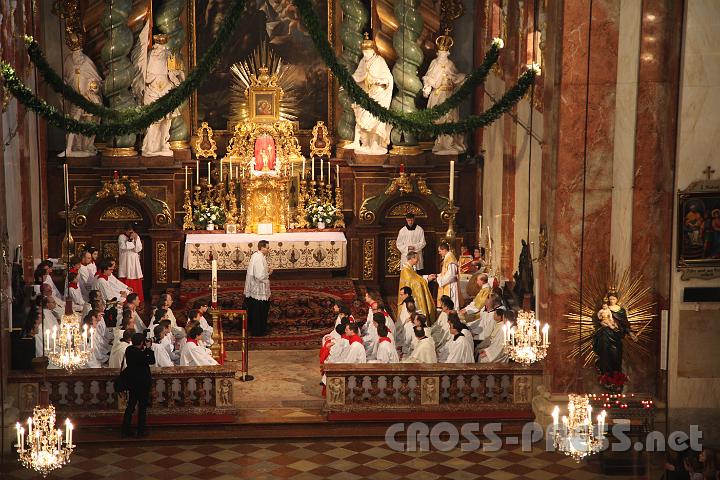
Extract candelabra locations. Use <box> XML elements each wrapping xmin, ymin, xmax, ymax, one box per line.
<box><xmin>444</xmin><ymin>199</ymin><xmax>459</xmax><ymax>239</ymax></box>
<box><xmin>502</xmin><ymin>310</ymin><xmax>549</xmax><ymax>365</ymax></box>
<box><xmin>225</xmin><ymin>178</ymin><xmax>238</xmax><ymax>225</ymax></box>
<box><xmin>15</xmin><ymin>404</ymin><xmax>74</xmax><ymax>477</ymax></box>
<box><xmin>334</xmin><ymin>186</ymin><xmax>345</xmax><ymax>228</ymax></box>
<box><xmin>295</xmin><ymin>179</ymin><xmax>310</xmax><ymax>228</ymax></box>
<box><xmin>46</xmin><ymin>312</ymin><xmax>91</xmax><ymax>372</ymax></box>
<box><xmin>324</xmin><ymin>181</ymin><xmax>333</xmax><ymax>204</ymax></box>
<box><xmin>182</xmin><ymin>189</ymin><xmax>195</xmax><ymax>230</ymax></box>
<box><xmin>551</xmin><ymin>394</ymin><xmax>606</xmax><ymax>462</ymax></box>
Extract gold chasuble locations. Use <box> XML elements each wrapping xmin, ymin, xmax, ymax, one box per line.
<box><xmin>473</xmin><ymin>286</ymin><xmax>491</xmax><ymax>309</ymax></box>
<box><xmin>398</xmin><ymin>263</ymin><xmax>436</xmax><ymax>324</ymax></box>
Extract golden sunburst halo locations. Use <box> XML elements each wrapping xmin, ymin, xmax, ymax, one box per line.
<box><xmin>230</xmin><ymin>42</ymin><xmax>299</xmax><ymax>128</ymax></box>
<box><xmin>563</xmin><ymin>261</ymin><xmax>657</xmax><ymax>368</ymax></box>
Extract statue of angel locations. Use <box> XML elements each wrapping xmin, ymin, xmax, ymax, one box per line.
<box><xmin>132</xmin><ymin>23</ymin><xmax>183</xmax><ymax>157</ymax></box>
<box><xmin>58</xmin><ymin>33</ymin><xmax>102</xmax><ymax>157</ymax></box>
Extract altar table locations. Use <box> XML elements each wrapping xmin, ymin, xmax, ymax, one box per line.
<box><xmin>184</xmin><ymin>232</ymin><xmax>347</xmax><ymax>271</ymax></box>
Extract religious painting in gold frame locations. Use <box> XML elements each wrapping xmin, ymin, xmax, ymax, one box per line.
<box><xmin>249</xmin><ymin>89</ymin><xmax>281</xmax><ymax>123</ymax></box>
<box><xmin>188</xmin><ymin>0</ymin><xmax>334</xmax><ymax>133</ymax></box>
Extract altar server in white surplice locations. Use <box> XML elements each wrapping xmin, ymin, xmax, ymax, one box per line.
<box><xmin>36</xmin><ymin>297</ymin><xmax>60</xmax><ymax>357</ymax></box>
<box><xmin>95</xmin><ymin>260</ymin><xmax>129</xmax><ymax>304</ymax></box>
<box><xmin>117</xmin><ymin>224</ymin><xmax>144</xmax><ymax>302</ymax></box>
<box><xmin>431</xmin><ymin>296</ymin><xmax>455</xmax><ymax>358</ymax></box>
<box><xmin>244</xmin><ymin>240</ymin><xmax>272</xmax><ymax>337</ymax></box>
<box><xmin>478</xmin><ymin>308</ymin><xmax>509</xmax><ymax>364</ymax></box>
<box><xmin>78</xmin><ymin>250</ymin><xmax>95</xmax><ymax>301</ymax></box>
<box><xmin>396</xmin><ymin>213</ymin><xmax>426</xmax><ymax>271</ymax></box>
<box><xmin>150</xmin><ymin>325</ymin><xmax>174</xmax><ymax>368</ymax></box>
<box><xmin>370</xmin><ymin>325</ymin><xmax>399</xmax><ymax>363</ymax></box>
<box><xmin>444</xmin><ymin>315</ymin><xmax>475</xmax><ymax>363</ymax></box>
<box><xmin>403</xmin><ymin>326</ymin><xmax>437</xmax><ymax>363</ymax></box>
<box><xmin>339</xmin><ymin>323</ymin><xmax>366</xmax><ymax>363</ymax></box>
<box><xmin>66</xmin><ymin>271</ymin><xmax>85</xmax><ymax>313</ymax></box>
<box><xmin>109</xmin><ymin>329</ymin><xmax>133</xmax><ymax>369</ymax></box>
<box><xmin>180</xmin><ymin>326</ymin><xmax>219</xmax><ymax>366</ymax></box>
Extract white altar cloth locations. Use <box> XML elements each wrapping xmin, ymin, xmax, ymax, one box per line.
<box><xmin>184</xmin><ymin>232</ymin><xmax>347</xmax><ymax>271</ymax></box>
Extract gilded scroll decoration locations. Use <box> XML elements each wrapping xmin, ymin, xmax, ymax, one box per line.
<box><xmin>388</xmin><ymin>202</ymin><xmax>426</xmax><ymax>218</ymax></box>
<box><xmin>99</xmin><ymin>205</ymin><xmax>142</xmax><ymax>222</ymax></box>
<box><xmin>193</xmin><ymin>122</ymin><xmax>218</xmax><ymax>159</ymax></box>
<box><xmin>385</xmin><ymin>239</ymin><xmax>401</xmax><ymax>276</ymax></box>
<box><xmin>156</xmin><ymin>241</ymin><xmax>168</xmax><ymax>283</ymax></box>
<box><xmin>362</xmin><ymin>238</ymin><xmax>375</xmax><ymax>280</ymax></box>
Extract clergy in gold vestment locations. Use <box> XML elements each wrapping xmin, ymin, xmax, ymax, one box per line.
<box><xmin>459</xmin><ymin>273</ymin><xmax>491</xmax><ymax>320</ymax></box>
<box><xmin>398</xmin><ymin>252</ymin><xmax>436</xmax><ymax>325</ymax></box>
<box><xmin>424</xmin><ymin>242</ymin><xmax>461</xmax><ymax>308</ymax></box>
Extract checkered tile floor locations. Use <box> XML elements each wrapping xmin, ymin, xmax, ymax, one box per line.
<box><xmin>1</xmin><ymin>440</ymin><xmax>661</xmax><ymax>479</ymax></box>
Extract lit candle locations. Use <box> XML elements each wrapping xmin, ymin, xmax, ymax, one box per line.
<box><xmin>15</xmin><ymin>422</ymin><xmax>21</xmax><ymax>448</ymax></box>
<box><xmin>302</xmin><ymin>157</ymin><xmax>306</xmax><ymax>178</ymax></box>
<box><xmin>487</xmin><ymin>226</ymin><xmax>492</xmax><ymax>252</ymax></box>
<box><xmin>536</xmin><ymin>320</ymin><xmax>541</xmax><ymax>342</ymax></box>
<box><xmin>211</xmin><ymin>260</ymin><xmax>218</xmax><ymax>304</ymax></box>
<box><xmin>220</xmin><ymin>159</ymin><xmax>223</xmax><ymax>181</ymax></box>
<box><xmin>598</xmin><ymin>412</ymin><xmax>606</xmax><ymax>437</ymax></box>
<box><xmin>90</xmin><ymin>327</ymin><xmax>94</xmax><ymax>350</ymax></box>
<box><xmin>57</xmin><ymin>429</ymin><xmax>62</xmax><ymax>451</ymax></box>
<box><xmin>320</xmin><ymin>158</ymin><xmax>324</xmax><ymax>182</ymax></box>
<box><xmin>196</xmin><ymin>160</ymin><xmax>200</xmax><ymax>184</ymax></box>
<box><xmin>562</xmin><ymin>415</ymin><xmax>568</xmax><ymax>431</ymax></box>
<box><xmin>543</xmin><ymin>324</ymin><xmax>549</xmax><ymax>345</ymax></box>
<box><xmin>336</xmin><ymin>164</ymin><xmax>339</xmax><ymax>188</ymax></box>
<box><xmin>552</xmin><ymin>406</ymin><xmax>559</xmax><ymax>429</ymax></box>
<box><xmin>311</xmin><ymin>157</ymin><xmax>315</xmax><ymax>181</ymax></box>
<box><xmin>65</xmin><ymin>418</ymin><xmax>72</xmax><ymax>446</ymax></box>
<box><xmin>27</xmin><ymin>417</ymin><xmax>32</xmax><ymax>438</ymax></box>
<box><xmin>229</xmin><ymin>158</ymin><xmax>233</xmax><ymax>180</ymax></box>
<box><xmin>328</xmin><ymin>160</ymin><xmax>331</xmax><ymax>182</ymax></box>
<box><xmin>449</xmin><ymin>160</ymin><xmax>455</xmax><ymax>201</ymax></box>
<box><xmin>184</xmin><ymin>166</ymin><xmax>188</xmax><ymax>190</ymax></box>
<box><xmin>207</xmin><ymin>161</ymin><xmax>211</xmax><ymax>184</ymax></box>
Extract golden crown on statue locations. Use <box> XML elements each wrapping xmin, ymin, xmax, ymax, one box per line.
<box><xmin>436</xmin><ymin>28</ymin><xmax>455</xmax><ymax>52</ymax></box>
<box><xmin>152</xmin><ymin>33</ymin><xmax>169</xmax><ymax>45</ymax></box>
<box><xmin>361</xmin><ymin>32</ymin><xmax>376</xmax><ymax>51</ymax></box>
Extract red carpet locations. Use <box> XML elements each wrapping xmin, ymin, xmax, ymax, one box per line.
<box><xmin>178</xmin><ymin>279</ymin><xmax>368</xmax><ymax>349</ymax></box>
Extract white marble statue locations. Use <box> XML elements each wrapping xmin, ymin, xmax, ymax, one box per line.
<box><xmin>58</xmin><ymin>34</ymin><xmax>102</xmax><ymax>158</ymax></box>
<box><xmin>348</xmin><ymin>33</ymin><xmax>393</xmax><ymax>155</ymax></box>
<box><xmin>132</xmin><ymin>24</ymin><xmax>183</xmax><ymax>157</ymax></box>
<box><xmin>422</xmin><ymin>32</ymin><xmax>467</xmax><ymax>155</ymax></box>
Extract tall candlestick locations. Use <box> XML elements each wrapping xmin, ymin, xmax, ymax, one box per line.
<box><xmin>229</xmin><ymin>158</ymin><xmax>233</xmax><ymax>180</ymax></box>
<box><xmin>487</xmin><ymin>226</ymin><xmax>492</xmax><ymax>252</ymax></box>
<box><xmin>185</xmin><ymin>166</ymin><xmax>188</xmax><ymax>190</ymax></box>
<box><xmin>63</xmin><ymin>164</ymin><xmax>70</xmax><ymax>206</ymax></box>
<box><xmin>328</xmin><ymin>160</ymin><xmax>331</xmax><ymax>182</ymax></box>
<box><xmin>336</xmin><ymin>164</ymin><xmax>339</xmax><ymax>188</ymax></box>
<box><xmin>320</xmin><ymin>158</ymin><xmax>324</xmax><ymax>181</ymax></box>
<box><xmin>311</xmin><ymin>158</ymin><xmax>315</xmax><ymax>181</ymax></box>
<box><xmin>196</xmin><ymin>160</ymin><xmax>200</xmax><ymax>184</ymax></box>
<box><xmin>220</xmin><ymin>160</ymin><xmax>223</xmax><ymax>181</ymax></box>
<box><xmin>449</xmin><ymin>160</ymin><xmax>455</xmax><ymax>201</ymax></box>
<box><xmin>302</xmin><ymin>157</ymin><xmax>306</xmax><ymax>178</ymax></box>
<box><xmin>211</xmin><ymin>259</ymin><xmax>218</xmax><ymax>305</ymax></box>
<box><xmin>207</xmin><ymin>162</ymin><xmax>211</xmax><ymax>184</ymax></box>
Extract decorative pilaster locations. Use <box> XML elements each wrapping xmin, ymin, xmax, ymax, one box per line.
<box><xmin>155</xmin><ymin>0</ymin><xmax>190</xmax><ymax>149</ymax></box>
<box><xmin>337</xmin><ymin>0</ymin><xmax>368</xmax><ymax>147</ymax></box>
<box><xmin>389</xmin><ymin>0</ymin><xmax>423</xmax><ymax>155</ymax></box>
<box><xmin>100</xmin><ymin>0</ymin><xmax>137</xmax><ymax>156</ymax></box>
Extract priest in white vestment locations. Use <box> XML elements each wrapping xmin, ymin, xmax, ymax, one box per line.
<box><xmin>424</xmin><ymin>242</ymin><xmax>461</xmax><ymax>308</ymax></box>
<box><xmin>118</xmin><ymin>225</ymin><xmax>144</xmax><ymax>302</ymax></box>
<box><xmin>396</xmin><ymin>213</ymin><xmax>426</xmax><ymax>271</ymax></box>
<box><xmin>244</xmin><ymin>241</ymin><xmax>272</xmax><ymax>337</ymax></box>
<box><xmin>349</xmin><ymin>33</ymin><xmax>393</xmax><ymax>154</ymax></box>
<box><xmin>180</xmin><ymin>327</ymin><xmax>219</xmax><ymax>366</ymax></box>
<box><xmin>403</xmin><ymin>326</ymin><xmax>437</xmax><ymax>363</ymax></box>
<box><xmin>478</xmin><ymin>309</ymin><xmax>509</xmax><ymax>363</ymax></box>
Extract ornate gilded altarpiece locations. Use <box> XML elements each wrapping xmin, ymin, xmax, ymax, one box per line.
<box><xmin>188</xmin><ymin>0</ymin><xmax>333</xmax><ymax>134</ymax></box>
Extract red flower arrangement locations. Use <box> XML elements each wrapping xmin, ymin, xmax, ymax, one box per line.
<box><xmin>599</xmin><ymin>371</ymin><xmax>628</xmax><ymax>392</ymax></box>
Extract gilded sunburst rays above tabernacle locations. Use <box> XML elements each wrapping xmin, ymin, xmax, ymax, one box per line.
<box><xmin>563</xmin><ymin>262</ymin><xmax>657</xmax><ymax>367</ymax></box>
<box><xmin>230</xmin><ymin>42</ymin><xmax>299</xmax><ymax>126</ymax></box>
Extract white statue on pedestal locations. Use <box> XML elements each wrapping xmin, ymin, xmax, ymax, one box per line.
<box><xmin>348</xmin><ymin>33</ymin><xmax>393</xmax><ymax>155</ymax></box>
<box><xmin>422</xmin><ymin>31</ymin><xmax>467</xmax><ymax>155</ymax></box>
<box><xmin>132</xmin><ymin>26</ymin><xmax>183</xmax><ymax>157</ymax></box>
<box><xmin>58</xmin><ymin>33</ymin><xmax>102</xmax><ymax>158</ymax></box>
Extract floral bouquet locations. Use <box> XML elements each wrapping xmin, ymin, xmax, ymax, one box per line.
<box><xmin>194</xmin><ymin>204</ymin><xmax>226</xmax><ymax>229</ymax></box>
<box><xmin>599</xmin><ymin>371</ymin><xmax>628</xmax><ymax>393</ymax></box>
<box><xmin>307</xmin><ymin>201</ymin><xmax>338</xmax><ymax>228</ymax></box>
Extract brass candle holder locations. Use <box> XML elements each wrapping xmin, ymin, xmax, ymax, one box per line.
<box><xmin>182</xmin><ymin>189</ymin><xmax>195</xmax><ymax>230</ymax></box>
<box><xmin>296</xmin><ymin>179</ymin><xmax>310</xmax><ymax>228</ymax></box>
<box><xmin>334</xmin><ymin>186</ymin><xmax>345</xmax><ymax>228</ymax></box>
<box><xmin>226</xmin><ymin>178</ymin><xmax>238</xmax><ymax>225</ymax></box>
<box><xmin>444</xmin><ymin>199</ymin><xmax>459</xmax><ymax>239</ymax></box>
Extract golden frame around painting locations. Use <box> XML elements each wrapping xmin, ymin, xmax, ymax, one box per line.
<box><xmin>249</xmin><ymin>88</ymin><xmax>281</xmax><ymax>124</ymax></box>
<box><xmin>187</xmin><ymin>0</ymin><xmax>335</xmax><ymax>135</ymax></box>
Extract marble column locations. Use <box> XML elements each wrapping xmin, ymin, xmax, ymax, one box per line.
<box><xmin>538</xmin><ymin>0</ymin><xmax>620</xmax><ymax>392</ymax></box>
<box><xmin>337</xmin><ymin>0</ymin><xmax>368</xmax><ymax>147</ymax></box>
<box><xmin>155</xmin><ymin>0</ymin><xmax>190</xmax><ymax>150</ymax></box>
<box><xmin>100</xmin><ymin>0</ymin><xmax>137</xmax><ymax>156</ymax></box>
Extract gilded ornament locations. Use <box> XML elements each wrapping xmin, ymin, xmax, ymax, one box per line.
<box><xmin>362</xmin><ymin>238</ymin><xmax>375</xmax><ymax>280</ymax></box>
<box><xmin>310</xmin><ymin>121</ymin><xmax>332</xmax><ymax>158</ymax></box>
<box><xmin>99</xmin><ymin>205</ymin><xmax>142</xmax><ymax>221</ymax></box>
<box><xmin>156</xmin><ymin>241</ymin><xmax>168</xmax><ymax>283</ymax></box>
<box><xmin>385</xmin><ymin>238</ymin><xmax>401</xmax><ymax>275</ymax></box>
<box><xmin>358</xmin><ymin>201</ymin><xmax>376</xmax><ymax>224</ymax></box>
<box><xmin>388</xmin><ymin>202</ymin><xmax>425</xmax><ymax>218</ymax></box>
<box><xmin>194</xmin><ymin>122</ymin><xmax>218</xmax><ymax>159</ymax></box>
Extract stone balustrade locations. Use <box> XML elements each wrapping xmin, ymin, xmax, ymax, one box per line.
<box><xmin>322</xmin><ymin>362</ymin><xmax>545</xmax><ymax>420</ymax></box>
<box><xmin>8</xmin><ymin>366</ymin><xmax>238</xmax><ymax>418</ymax></box>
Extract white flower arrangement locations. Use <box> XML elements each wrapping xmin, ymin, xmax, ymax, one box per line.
<box><xmin>528</xmin><ymin>62</ymin><xmax>541</xmax><ymax>75</ymax></box>
<box><xmin>307</xmin><ymin>201</ymin><xmax>338</xmax><ymax>227</ymax></box>
<box><xmin>194</xmin><ymin>203</ymin><xmax>226</xmax><ymax>228</ymax></box>
<box><xmin>492</xmin><ymin>37</ymin><xmax>504</xmax><ymax>49</ymax></box>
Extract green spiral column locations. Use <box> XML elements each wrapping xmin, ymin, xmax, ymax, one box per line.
<box><xmin>100</xmin><ymin>0</ymin><xmax>137</xmax><ymax>155</ymax></box>
<box><xmin>337</xmin><ymin>0</ymin><xmax>368</xmax><ymax>147</ymax></box>
<box><xmin>155</xmin><ymin>0</ymin><xmax>190</xmax><ymax>149</ymax></box>
<box><xmin>389</xmin><ymin>0</ymin><xmax>423</xmax><ymax>155</ymax></box>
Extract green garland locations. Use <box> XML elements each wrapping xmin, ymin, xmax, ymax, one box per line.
<box><xmin>292</xmin><ymin>0</ymin><xmax>535</xmax><ymax>135</ymax></box>
<box><xmin>0</xmin><ymin>0</ymin><xmax>247</xmax><ymax>136</ymax></box>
